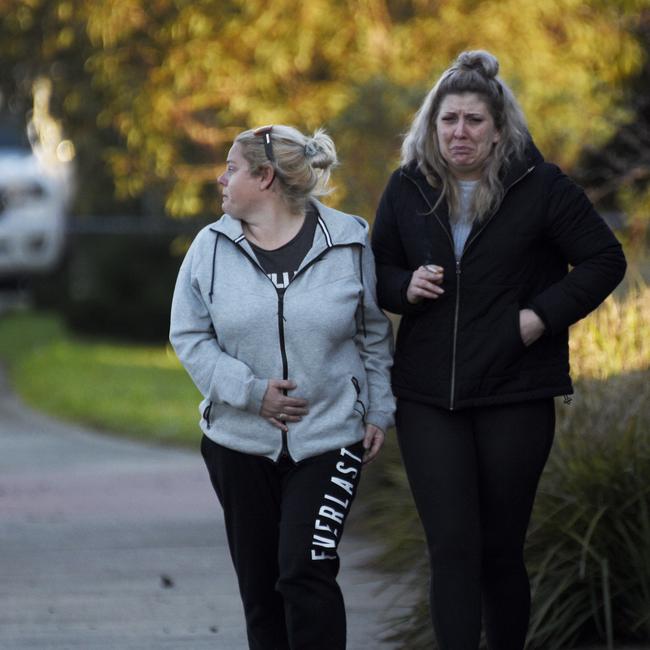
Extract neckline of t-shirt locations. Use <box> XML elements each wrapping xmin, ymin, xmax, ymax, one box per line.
<box><xmin>458</xmin><ymin>179</ymin><xmax>479</xmax><ymax>189</ymax></box>
<box><xmin>248</xmin><ymin>207</ymin><xmax>316</xmax><ymax>253</ymax></box>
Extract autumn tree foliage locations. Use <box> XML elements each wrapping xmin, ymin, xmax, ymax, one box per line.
<box><xmin>1</xmin><ymin>0</ymin><xmax>648</xmax><ymax>220</ymax></box>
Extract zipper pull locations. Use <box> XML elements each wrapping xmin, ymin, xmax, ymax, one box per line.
<box><xmin>202</xmin><ymin>402</ymin><xmax>212</xmax><ymax>429</ymax></box>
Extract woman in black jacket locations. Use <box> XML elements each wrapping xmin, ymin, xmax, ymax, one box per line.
<box><xmin>371</xmin><ymin>50</ymin><xmax>626</xmax><ymax>650</ymax></box>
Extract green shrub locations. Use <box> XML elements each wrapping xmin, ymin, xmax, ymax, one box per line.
<box><xmin>526</xmin><ymin>285</ymin><xmax>650</xmax><ymax>649</ymax></box>
<box><xmin>62</xmin><ymin>232</ymin><xmax>184</xmax><ymax>342</ymax></box>
<box><xmin>526</xmin><ymin>371</ymin><xmax>650</xmax><ymax>649</ymax></box>
<box><xmin>361</xmin><ymin>284</ymin><xmax>650</xmax><ymax>649</ymax></box>
<box><xmin>31</xmin><ymin>223</ymin><xmax>201</xmax><ymax>343</ymax></box>
<box><xmin>0</xmin><ymin>311</ymin><xmax>200</xmax><ymax>447</ymax></box>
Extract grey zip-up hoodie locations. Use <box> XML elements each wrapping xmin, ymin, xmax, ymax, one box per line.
<box><xmin>170</xmin><ymin>200</ymin><xmax>395</xmax><ymax>462</ymax></box>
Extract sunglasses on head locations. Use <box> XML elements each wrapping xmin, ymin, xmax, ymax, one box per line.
<box><xmin>253</xmin><ymin>125</ymin><xmax>275</xmax><ymax>163</ymax></box>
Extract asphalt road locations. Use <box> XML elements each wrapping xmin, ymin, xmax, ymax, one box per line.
<box><xmin>0</xmin><ymin>369</ymin><xmax>405</xmax><ymax>649</ymax></box>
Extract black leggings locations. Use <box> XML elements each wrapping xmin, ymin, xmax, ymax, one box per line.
<box><xmin>396</xmin><ymin>398</ymin><xmax>555</xmax><ymax>650</ymax></box>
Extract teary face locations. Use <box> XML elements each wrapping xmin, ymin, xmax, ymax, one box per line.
<box><xmin>435</xmin><ymin>92</ymin><xmax>501</xmax><ymax>181</ymax></box>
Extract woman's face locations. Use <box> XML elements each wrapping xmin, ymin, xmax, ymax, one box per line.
<box><xmin>217</xmin><ymin>143</ymin><xmax>263</xmax><ymax>219</ymax></box>
<box><xmin>435</xmin><ymin>92</ymin><xmax>500</xmax><ymax>181</ymax></box>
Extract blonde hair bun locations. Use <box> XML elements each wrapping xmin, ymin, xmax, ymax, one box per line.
<box><xmin>455</xmin><ymin>50</ymin><xmax>499</xmax><ymax>79</ymax></box>
<box><xmin>305</xmin><ymin>128</ymin><xmax>338</xmax><ymax>170</ymax></box>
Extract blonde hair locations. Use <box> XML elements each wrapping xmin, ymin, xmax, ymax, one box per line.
<box><xmin>401</xmin><ymin>50</ymin><xmax>529</xmax><ymax>221</ymax></box>
<box><xmin>235</xmin><ymin>125</ymin><xmax>338</xmax><ymax>213</ymax></box>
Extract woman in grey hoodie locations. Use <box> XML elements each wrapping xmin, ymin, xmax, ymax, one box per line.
<box><xmin>170</xmin><ymin>124</ymin><xmax>394</xmax><ymax>650</ymax></box>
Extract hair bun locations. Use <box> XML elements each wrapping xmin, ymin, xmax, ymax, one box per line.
<box><xmin>304</xmin><ymin>138</ymin><xmax>319</xmax><ymax>158</ymax></box>
<box><xmin>305</xmin><ymin>129</ymin><xmax>337</xmax><ymax>170</ymax></box>
<box><xmin>455</xmin><ymin>50</ymin><xmax>499</xmax><ymax>79</ymax></box>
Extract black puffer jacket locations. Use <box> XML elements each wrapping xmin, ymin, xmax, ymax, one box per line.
<box><xmin>371</xmin><ymin>145</ymin><xmax>627</xmax><ymax>410</ymax></box>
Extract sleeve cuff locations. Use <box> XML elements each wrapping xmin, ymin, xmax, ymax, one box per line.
<box><xmin>526</xmin><ymin>300</ymin><xmax>552</xmax><ymax>335</ymax></box>
<box><xmin>400</xmin><ymin>278</ymin><xmax>429</xmax><ymax>315</ymax></box>
<box><xmin>245</xmin><ymin>378</ymin><xmax>269</xmax><ymax>415</ymax></box>
<box><xmin>366</xmin><ymin>410</ymin><xmax>394</xmax><ymax>434</ymax></box>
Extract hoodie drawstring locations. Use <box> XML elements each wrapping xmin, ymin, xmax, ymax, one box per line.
<box><xmin>209</xmin><ymin>234</ymin><xmax>218</xmax><ymax>303</ymax></box>
<box><xmin>358</xmin><ymin>246</ymin><xmax>367</xmax><ymax>338</ymax></box>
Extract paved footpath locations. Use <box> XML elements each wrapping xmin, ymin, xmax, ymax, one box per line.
<box><xmin>0</xmin><ymin>372</ymin><xmax>406</xmax><ymax>650</ymax></box>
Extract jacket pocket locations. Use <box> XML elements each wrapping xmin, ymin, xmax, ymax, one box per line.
<box><xmin>496</xmin><ymin>304</ymin><xmax>527</xmax><ymax>371</ymax></box>
<box><xmin>351</xmin><ymin>376</ymin><xmax>367</xmax><ymax>423</ymax></box>
<box><xmin>512</xmin><ymin>305</ymin><xmax>527</xmax><ymax>351</ymax></box>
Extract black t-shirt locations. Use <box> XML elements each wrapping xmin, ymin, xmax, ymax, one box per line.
<box><xmin>249</xmin><ymin>205</ymin><xmax>318</xmax><ymax>292</ymax></box>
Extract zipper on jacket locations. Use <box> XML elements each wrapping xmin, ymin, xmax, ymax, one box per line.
<box><xmin>449</xmin><ymin>260</ymin><xmax>462</xmax><ymax>410</ymax></box>
<box><xmin>270</xmin><ymin>244</ymin><xmax>361</xmax><ymax>458</ymax></box>
<box><xmin>403</xmin><ymin>166</ymin><xmax>536</xmax><ymax>410</ymax></box>
<box><xmin>218</xmin><ymin>235</ymin><xmax>362</xmax><ymax>459</ymax></box>
<box><xmin>448</xmin><ymin>166</ymin><xmax>535</xmax><ymax>409</ymax></box>
<box><xmin>277</xmin><ymin>289</ymin><xmax>290</xmax><ymax>459</ymax></box>
<box><xmin>403</xmin><ymin>177</ymin><xmax>460</xmax><ymax>409</ymax></box>
<box><xmin>404</xmin><ymin>177</ymin><xmax>458</xmax><ymax>409</ymax></box>
<box><xmin>217</xmin><ymin>237</ymin><xmax>296</xmax><ymax>460</ymax></box>
<box><xmin>272</xmin><ymin>243</ymin><xmax>366</xmax><ymax>456</ymax></box>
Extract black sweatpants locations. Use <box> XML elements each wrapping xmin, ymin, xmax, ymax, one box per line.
<box><xmin>201</xmin><ymin>436</ymin><xmax>364</xmax><ymax>650</ymax></box>
<box><xmin>396</xmin><ymin>398</ymin><xmax>555</xmax><ymax>650</ymax></box>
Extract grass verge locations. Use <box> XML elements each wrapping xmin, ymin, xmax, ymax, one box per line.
<box><xmin>0</xmin><ymin>309</ymin><xmax>201</xmax><ymax>447</ymax></box>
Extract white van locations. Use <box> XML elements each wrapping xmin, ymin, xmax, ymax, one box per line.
<box><xmin>0</xmin><ymin>126</ymin><xmax>69</xmax><ymax>280</ymax></box>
